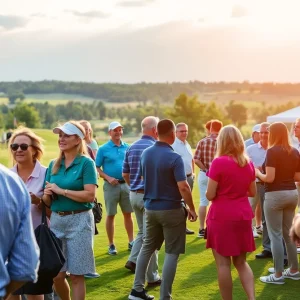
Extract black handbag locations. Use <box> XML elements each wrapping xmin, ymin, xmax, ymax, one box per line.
<box><xmin>93</xmin><ymin>198</ymin><xmax>102</xmax><ymax>224</ymax></box>
<box><xmin>34</xmin><ymin>204</ymin><xmax>65</xmax><ymax>279</ymax></box>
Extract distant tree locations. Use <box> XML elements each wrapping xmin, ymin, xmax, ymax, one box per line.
<box><xmin>225</xmin><ymin>100</ymin><xmax>247</xmax><ymax>128</ymax></box>
<box><xmin>8</xmin><ymin>91</ymin><xmax>25</xmax><ymax>105</ymax></box>
<box><xmin>166</xmin><ymin>93</ymin><xmax>206</xmax><ymax>146</ymax></box>
<box><xmin>13</xmin><ymin>103</ymin><xmax>41</xmax><ymax>128</ymax></box>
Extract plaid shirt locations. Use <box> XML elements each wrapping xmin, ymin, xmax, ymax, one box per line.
<box><xmin>194</xmin><ymin>133</ymin><xmax>218</xmax><ymax>170</ymax></box>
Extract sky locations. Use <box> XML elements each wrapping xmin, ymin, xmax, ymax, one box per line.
<box><xmin>1</xmin><ymin>0</ymin><xmax>300</xmax><ymax>83</ymax></box>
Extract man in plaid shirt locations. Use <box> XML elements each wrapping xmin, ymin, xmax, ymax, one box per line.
<box><xmin>194</xmin><ymin>120</ymin><xmax>223</xmax><ymax>237</ymax></box>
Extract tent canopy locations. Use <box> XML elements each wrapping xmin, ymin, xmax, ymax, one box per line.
<box><xmin>267</xmin><ymin>106</ymin><xmax>300</xmax><ymax>123</ymax></box>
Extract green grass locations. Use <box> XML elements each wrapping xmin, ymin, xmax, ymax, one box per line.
<box><xmin>1</xmin><ymin>129</ymin><xmax>299</xmax><ymax>299</ymax></box>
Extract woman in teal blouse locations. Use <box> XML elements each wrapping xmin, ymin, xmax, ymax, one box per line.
<box><xmin>42</xmin><ymin>120</ymin><xmax>98</xmax><ymax>300</ymax></box>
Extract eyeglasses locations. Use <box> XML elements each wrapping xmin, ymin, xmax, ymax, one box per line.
<box><xmin>10</xmin><ymin>143</ymin><xmax>31</xmax><ymax>151</ymax></box>
<box><xmin>178</xmin><ymin>130</ymin><xmax>188</xmax><ymax>133</ymax></box>
<box><xmin>260</xmin><ymin>131</ymin><xmax>269</xmax><ymax>134</ymax></box>
<box><xmin>294</xmin><ymin>126</ymin><xmax>300</xmax><ymax>129</ymax></box>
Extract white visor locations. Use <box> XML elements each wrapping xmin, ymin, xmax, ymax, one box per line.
<box><xmin>53</xmin><ymin>122</ymin><xmax>84</xmax><ymax>139</ymax></box>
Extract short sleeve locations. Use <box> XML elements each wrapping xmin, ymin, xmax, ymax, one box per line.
<box><xmin>173</xmin><ymin>156</ymin><xmax>186</xmax><ymax>182</ymax></box>
<box><xmin>83</xmin><ymin>158</ymin><xmax>98</xmax><ymax>186</ymax></box>
<box><xmin>44</xmin><ymin>160</ymin><xmax>54</xmax><ymax>188</ymax></box>
<box><xmin>95</xmin><ymin>147</ymin><xmax>104</xmax><ymax>168</ymax></box>
<box><xmin>207</xmin><ymin>158</ymin><xmax>221</xmax><ymax>182</ymax></box>
<box><xmin>265</xmin><ymin>148</ymin><xmax>276</xmax><ymax>168</ymax></box>
<box><xmin>90</xmin><ymin>139</ymin><xmax>98</xmax><ymax>151</ymax></box>
<box><xmin>122</xmin><ymin>149</ymin><xmax>130</xmax><ymax>173</ymax></box>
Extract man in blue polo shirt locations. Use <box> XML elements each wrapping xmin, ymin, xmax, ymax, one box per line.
<box><xmin>96</xmin><ymin>121</ymin><xmax>134</xmax><ymax>255</ymax></box>
<box><xmin>123</xmin><ymin>116</ymin><xmax>161</xmax><ymax>287</ymax></box>
<box><xmin>128</xmin><ymin>119</ymin><xmax>197</xmax><ymax>300</ymax></box>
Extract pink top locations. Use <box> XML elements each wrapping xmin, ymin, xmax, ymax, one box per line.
<box><xmin>207</xmin><ymin>156</ymin><xmax>255</xmax><ymax>221</ymax></box>
<box><xmin>11</xmin><ymin>160</ymin><xmax>48</xmax><ymax>229</ymax></box>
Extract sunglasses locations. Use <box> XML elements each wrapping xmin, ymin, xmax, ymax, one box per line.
<box><xmin>10</xmin><ymin>143</ymin><xmax>31</xmax><ymax>151</ymax></box>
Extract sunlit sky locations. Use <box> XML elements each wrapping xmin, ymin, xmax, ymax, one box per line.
<box><xmin>1</xmin><ymin>0</ymin><xmax>300</xmax><ymax>82</ymax></box>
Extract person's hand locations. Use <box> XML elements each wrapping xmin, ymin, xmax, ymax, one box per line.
<box><xmin>30</xmin><ymin>192</ymin><xmax>41</xmax><ymax>205</ymax></box>
<box><xmin>187</xmin><ymin>209</ymin><xmax>198</xmax><ymax>222</ymax></box>
<box><xmin>290</xmin><ymin>214</ymin><xmax>300</xmax><ymax>244</ymax></box>
<box><xmin>45</xmin><ymin>181</ymin><xmax>62</xmax><ymax>195</ymax></box>
<box><xmin>106</xmin><ymin>176</ymin><xmax>119</xmax><ymax>186</ymax></box>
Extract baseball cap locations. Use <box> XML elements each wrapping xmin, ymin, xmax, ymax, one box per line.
<box><xmin>108</xmin><ymin>121</ymin><xmax>123</xmax><ymax>131</ymax></box>
<box><xmin>252</xmin><ymin>124</ymin><xmax>260</xmax><ymax>133</ymax></box>
<box><xmin>53</xmin><ymin>122</ymin><xmax>85</xmax><ymax>139</ymax></box>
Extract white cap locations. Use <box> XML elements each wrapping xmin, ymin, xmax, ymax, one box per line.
<box><xmin>53</xmin><ymin>122</ymin><xmax>85</xmax><ymax>139</ymax></box>
<box><xmin>108</xmin><ymin>121</ymin><xmax>123</xmax><ymax>131</ymax></box>
<box><xmin>252</xmin><ymin>124</ymin><xmax>260</xmax><ymax>133</ymax></box>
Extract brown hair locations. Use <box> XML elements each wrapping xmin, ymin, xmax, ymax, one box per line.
<box><xmin>210</xmin><ymin>119</ymin><xmax>223</xmax><ymax>133</ymax></box>
<box><xmin>216</xmin><ymin>125</ymin><xmax>249</xmax><ymax>167</ymax></box>
<box><xmin>205</xmin><ymin>121</ymin><xmax>212</xmax><ymax>131</ymax></box>
<box><xmin>52</xmin><ymin>120</ymin><xmax>88</xmax><ymax>174</ymax></box>
<box><xmin>8</xmin><ymin>126</ymin><xmax>44</xmax><ymax>161</ymax></box>
<box><xmin>268</xmin><ymin>122</ymin><xmax>292</xmax><ymax>153</ymax></box>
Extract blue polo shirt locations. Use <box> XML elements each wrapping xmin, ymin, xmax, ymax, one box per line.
<box><xmin>141</xmin><ymin>141</ymin><xmax>186</xmax><ymax>210</ymax></box>
<box><xmin>122</xmin><ymin>135</ymin><xmax>156</xmax><ymax>191</ymax></box>
<box><xmin>45</xmin><ymin>155</ymin><xmax>97</xmax><ymax>212</ymax></box>
<box><xmin>96</xmin><ymin>139</ymin><xmax>129</xmax><ymax>180</ymax></box>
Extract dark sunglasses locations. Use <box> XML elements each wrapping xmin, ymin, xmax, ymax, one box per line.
<box><xmin>10</xmin><ymin>143</ymin><xmax>31</xmax><ymax>151</ymax></box>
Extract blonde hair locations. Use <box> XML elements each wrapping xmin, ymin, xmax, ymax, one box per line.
<box><xmin>79</xmin><ymin>120</ymin><xmax>93</xmax><ymax>143</ymax></box>
<box><xmin>8</xmin><ymin>126</ymin><xmax>44</xmax><ymax>162</ymax></box>
<box><xmin>268</xmin><ymin>122</ymin><xmax>292</xmax><ymax>153</ymax></box>
<box><xmin>52</xmin><ymin>120</ymin><xmax>88</xmax><ymax>174</ymax></box>
<box><xmin>216</xmin><ymin>125</ymin><xmax>249</xmax><ymax>167</ymax></box>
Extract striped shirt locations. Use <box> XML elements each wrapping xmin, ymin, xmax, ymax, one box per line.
<box><xmin>122</xmin><ymin>135</ymin><xmax>156</xmax><ymax>191</ymax></box>
<box><xmin>0</xmin><ymin>165</ymin><xmax>39</xmax><ymax>298</ymax></box>
<box><xmin>194</xmin><ymin>134</ymin><xmax>218</xmax><ymax>170</ymax></box>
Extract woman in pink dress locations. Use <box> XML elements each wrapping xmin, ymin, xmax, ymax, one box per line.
<box><xmin>206</xmin><ymin>125</ymin><xmax>256</xmax><ymax>300</ymax></box>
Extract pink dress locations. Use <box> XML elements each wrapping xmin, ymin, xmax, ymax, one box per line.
<box><xmin>206</xmin><ymin>156</ymin><xmax>256</xmax><ymax>256</ymax></box>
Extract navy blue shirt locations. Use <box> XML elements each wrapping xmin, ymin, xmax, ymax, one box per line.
<box><xmin>141</xmin><ymin>141</ymin><xmax>186</xmax><ymax>210</ymax></box>
<box><xmin>122</xmin><ymin>135</ymin><xmax>156</xmax><ymax>191</ymax></box>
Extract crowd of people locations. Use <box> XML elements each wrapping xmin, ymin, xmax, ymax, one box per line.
<box><xmin>1</xmin><ymin>116</ymin><xmax>300</xmax><ymax>300</ymax></box>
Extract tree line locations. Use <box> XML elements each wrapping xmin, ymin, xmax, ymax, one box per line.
<box><xmin>0</xmin><ymin>93</ymin><xmax>298</xmax><ymax>147</ymax></box>
<box><xmin>2</xmin><ymin>80</ymin><xmax>300</xmax><ymax>105</ymax></box>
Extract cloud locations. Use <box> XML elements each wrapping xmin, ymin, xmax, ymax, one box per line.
<box><xmin>0</xmin><ymin>15</ymin><xmax>29</xmax><ymax>30</ymax></box>
<box><xmin>231</xmin><ymin>5</ymin><xmax>248</xmax><ymax>18</ymax></box>
<box><xmin>65</xmin><ymin>10</ymin><xmax>110</xmax><ymax>19</ymax></box>
<box><xmin>117</xmin><ymin>0</ymin><xmax>155</xmax><ymax>8</ymax></box>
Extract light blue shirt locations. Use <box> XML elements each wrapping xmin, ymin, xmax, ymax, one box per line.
<box><xmin>0</xmin><ymin>165</ymin><xmax>39</xmax><ymax>297</ymax></box>
<box><xmin>172</xmin><ymin>137</ymin><xmax>193</xmax><ymax>175</ymax></box>
<box><xmin>96</xmin><ymin>139</ymin><xmax>129</xmax><ymax>180</ymax></box>
<box><xmin>245</xmin><ymin>138</ymin><xmax>255</xmax><ymax>148</ymax></box>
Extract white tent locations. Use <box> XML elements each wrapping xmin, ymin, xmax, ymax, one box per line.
<box><xmin>267</xmin><ymin>106</ymin><xmax>300</xmax><ymax>123</ymax></box>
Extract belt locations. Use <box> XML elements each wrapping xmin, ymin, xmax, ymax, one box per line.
<box><xmin>200</xmin><ymin>170</ymin><xmax>207</xmax><ymax>173</ymax></box>
<box><xmin>55</xmin><ymin>209</ymin><xmax>90</xmax><ymax>216</ymax></box>
<box><xmin>256</xmin><ymin>181</ymin><xmax>264</xmax><ymax>185</ymax></box>
<box><xmin>104</xmin><ymin>179</ymin><xmax>126</xmax><ymax>184</ymax></box>
<box><xmin>130</xmin><ymin>189</ymin><xmax>144</xmax><ymax>194</ymax></box>
<box><xmin>186</xmin><ymin>173</ymin><xmax>192</xmax><ymax>177</ymax></box>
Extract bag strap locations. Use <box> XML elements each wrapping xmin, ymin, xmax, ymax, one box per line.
<box><xmin>41</xmin><ymin>202</ymin><xmax>48</xmax><ymax>226</ymax></box>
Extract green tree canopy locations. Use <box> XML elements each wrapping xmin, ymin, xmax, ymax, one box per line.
<box><xmin>8</xmin><ymin>103</ymin><xmax>41</xmax><ymax>128</ymax></box>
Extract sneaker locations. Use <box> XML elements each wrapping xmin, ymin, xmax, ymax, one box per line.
<box><xmin>256</xmin><ymin>225</ymin><xmax>263</xmax><ymax>235</ymax></box>
<box><xmin>147</xmin><ymin>279</ymin><xmax>162</xmax><ymax>287</ymax></box>
<box><xmin>108</xmin><ymin>244</ymin><xmax>117</xmax><ymax>255</ymax></box>
<box><xmin>128</xmin><ymin>240</ymin><xmax>134</xmax><ymax>251</ymax></box>
<box><xmin>84</xmin><ymin>272</ymin><xmax>100</xmax><ymax>278</ymax></box>
<box><xmin>252</xmin><ymin>226</ymin><xmax>259</xmax><ymax>238</ymax></box>
<box><xmin>125</xmin><ymin>260</ymin><xmax>136</xmax><ymax>273</ymax></box>
<box><xmin>268</xmin><ymin>267</ymin><xmax>300</xmax><ymax>280</ymax></box>
<box><xmin>297</xmin><ymin>247</ymin><xmax>300</xmax><ymax>254</ymax></box>
<box><xmin>198</xmin><ymin>228</ymin><xmax>205</xmax><ymax>238</ymax></box>
<box><xmin>260</xmin><ymin>273</ymin><xmax>285</xmax><ymax>284</ymax></box>
<box><xmin>128</xmin><ymin>289</ymin><xmax>154</xmax><ymax>300</ymax></box>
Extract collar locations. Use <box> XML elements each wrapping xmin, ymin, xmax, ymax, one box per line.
<box><xmin>109</xmin><ymin>139</ymin><xmax>125</xmax><ymax>147</ymax></box>
<box><xmin>155</xmin><ymin>141</ymin><xmax>173</xmax><ymax>149</ymax></box>
<box><xmin>141</xmin><ymin>135</ymin><xmax>156</xmax><ymax>142</ymax></box>
<box><xmin>209</xmin><ymin>133</ymin><xmax>218</xmax><ymax>139</ymax></box>
<box><xmin>11</xmin><ymin>160</ymin><xmax>43</xmax><ymax>178</ymax></box>
<box><xmin>175</xmin><ymin>137</ymin><xmax>186</xmax><ymax>145</ymax></box>
<box><xmin>61</xmin><ymin>155</ymin><xmax>82</xmax><ymax>167</ymax></box>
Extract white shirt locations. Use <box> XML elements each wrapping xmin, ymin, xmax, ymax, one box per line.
<box><xmin>172</xmin><ymin>137</ymin><xmax>193</xmax><ymax>175</ymax></box>
<box><xmin>246</xmin><ymin>141</ymin><xmax>267</xmax><ymax>182</ymax></box>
